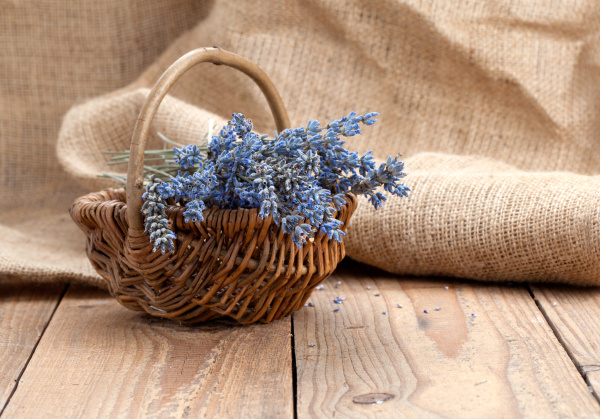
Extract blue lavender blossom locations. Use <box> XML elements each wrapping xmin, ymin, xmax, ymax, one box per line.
<box><xmin>174</xmin><ymin>144</ymin><xmax>203</xmax><ymax>169</ymax></box>
<box><xmin>320</xmin><ymin>217</ymin><xmax>345</xmax><ymax>242</ymax></box>
<box><xmin>142</xmin><ymin>175</ymin><xmax>177</xmax><ymax>254</ymax></box>
<box><xmin>292</xmin><ymin>224</ymin><xmax>314</xmax><ymax>247</ymax></box>
<box><xmin>183</xmin><ymin>199</ymin><xmax>206</xmax><ymax>223</ymax></box>
<box><xmin>362</xmin><ymin>112</ymin><xmax>379</xmax><ymax>126</ymax></box>
<box><xmin>141</xmin><ymin>112</ymin><xmax>409</xmax><ymax>252</ymax></box>
<box><xmin>341</xmin><ymin>111</ymin><xmax>362</xmax><ymax>136</ymax></box>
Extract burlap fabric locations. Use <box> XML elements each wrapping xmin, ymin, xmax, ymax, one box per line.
<box><xmin>2</xmin><ymin>0</ymin><xmax>599</xmax><ymax>288</ymax></box>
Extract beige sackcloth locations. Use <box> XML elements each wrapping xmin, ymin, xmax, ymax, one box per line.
<box><xmin>2</xmin><ymin>0</ymin><xmax>599</xmax><ymax>289</ymax></box>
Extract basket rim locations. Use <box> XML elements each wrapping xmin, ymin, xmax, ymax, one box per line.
<box><xmin>72</xmin><ymin>187</ymin><xmax>358</xmax><ymax>232</ymax></box>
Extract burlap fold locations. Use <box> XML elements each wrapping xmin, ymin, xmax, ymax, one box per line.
<box><xmin>2</xmin><ymin>0</ymin><xmax>599</xmax><ymax>286</ymax></box>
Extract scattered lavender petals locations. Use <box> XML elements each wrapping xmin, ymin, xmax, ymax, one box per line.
<box><xmin>435</xmin><ymin>307</ymin><xmax>440</xmax><ymax>311</ymax></box>
<box><xmin>374</xmin><ymin>292</ymin><xmax>380</xmax><ymax>297</ymax></box>
<box><xmin>366</xmin><ymin>286</ymin><xmax>371</xmax><ymax>290</ymax></box>
<box><xmin>316</xmin><ymin>285</ymin><xmax>324</xmax><ymax>290</ymax></box>
<box><xmin>335</xmin><ymin>281</ymin><xmax>342</xmax><ymax>288</ymax></box>
<box><xmin>552</xmin><ymin>302</ymin><xmax>557</xmax><ymax>307</ymax></box>
<box><xmin>333</xmin><ymin>298</ymin><xmax>343</xmax><ymax>304</ymax></box>
<box><xmin>382</xmin><ymin>311</ymin><xmax>387</xmax><ymax>315</ymax></box>
<box><xmin>333</xmin><ymin>308</ymin><xmax>340</xmax><ymax>312</ymax></box>
<box><xmin>424</xmin><ymin>309</ymin><xmax>429</xmax><ymax>313</ymax></box>
<box><xmin>396</xmin><ymin>303</ymin><xmax>403</xmax><ymax>308</ymax></box>
<box><xmin>309</xmin><ymin>343</ymin><xmax>315</xmax><ymax>347</ymax></box>
<box><xmin>444</xmin><ymin>286</ymin><xmax>449</xmax><ymax>290</ymax></box>
<box><xmin>471</xmin><ymin>313</ymin><xmax>476</xmax><ymax>317</ymax></box>
<box><xmin>304</xmin><ymin>302</ymin><xmax>314</xmax><ymax>307</ymax></box>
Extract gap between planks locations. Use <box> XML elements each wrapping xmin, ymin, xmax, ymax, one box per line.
<box><xmin>0</xmin><ymin>279</ymin><xmax>67</xmax><ymax>416</ymax></box>
<box><xmin>3</xmin><ymin>285</ymin><xmax>294</xmax><ymax>418</ymax></box>
<box><xmin>529</xmin><ymin>284</ymin><xmax>600</xmax><ymax>402</ymax></box>
<box><xmin>293</xmin><ymin>261</ymin><xmax>600</xmax><ymax>418</ymax></box>
<box><xmin>4</xmin><ymin>267</ymin><xmax>600</xmax><ymax>418</ymax></box>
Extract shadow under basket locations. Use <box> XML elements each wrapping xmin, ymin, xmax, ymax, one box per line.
<box><xmin>71</xmin><ymin>188</ymin><xmax>357</xmax><ymax>324</ymax></box>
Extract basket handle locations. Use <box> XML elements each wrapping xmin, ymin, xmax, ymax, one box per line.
<box><xmin>126</xmin><ymin>47</ymin><xmax>290</xmax><ymax>230</ymax></box>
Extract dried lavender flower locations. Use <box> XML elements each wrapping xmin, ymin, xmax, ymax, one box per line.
<box><xmin>142</xmin><ymin>112</ymin><xmax>409</xmax><ymax>252</ymax></box>
<box><xmin>142</xmin><ymin>175</ymin><xmax>176</xmax><ymax>254</ymax></box>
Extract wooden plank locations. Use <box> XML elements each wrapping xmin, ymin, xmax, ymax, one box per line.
<box><xmin>3</xmin><ymin>286</ymin><xmax>294</xmax><ymax>418</ymax></box>
<box><xmin>590</xmin><ymin>371</ymin><xmax>600</xmax><ymax>399</ymax></box>
<box><xmin>0</xmin><ymin>280</ymin><xmax>65</xmax><ymax>412</ymax></box>
<box><xmin>530</xmin><ymin>285</ymin><xmax>600</xmax><ymax>396</ymax></box>
<box><xmin>294</xmin><ymin>262</ymin><xmax>600</xmax><ymax>418</ymax></box>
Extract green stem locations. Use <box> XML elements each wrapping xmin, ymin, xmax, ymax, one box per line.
<box><xmin>157</xmin><ymin>132</ymin><xmax>185</xmax><ymax>148</ymax></box>
<box><xmin>99</xmin><ymin>173</ymin><xmax>127</xmax><ymax>184</ymax></box>
<box><xmin>108</xmin><ymin>157</ymin><xmax>172</xmax><ymax>165</ymax></box>
<box><xmin>207</xmin><ymin>119</ymin><xmax>214</xmax><ymax>140</ymax></box>
<box><xmin>143</xmin><ymin>165</ymin><xmax>175</xmax><ymax>179</ymax></box>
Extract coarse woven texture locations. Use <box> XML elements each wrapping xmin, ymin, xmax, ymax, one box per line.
<box><xmin>70</xmin><ymin>189</ymin><xmax>357</xmax><ymax>324</ymax></box>
<box><xmin>2</xmin><ymin>0</ymin><xmax>600</xmax><ymax>287</ymax></box>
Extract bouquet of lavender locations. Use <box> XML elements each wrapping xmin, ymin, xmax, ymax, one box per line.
<box><xmin>141</xmin><ymin>112</ymin><xmax>409</xmax><ymax>254</ymax></box>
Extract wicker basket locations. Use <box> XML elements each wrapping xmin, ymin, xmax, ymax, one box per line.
<box><xmin>70</xmin><ymin>47</ymin><xmax>358</xmax><ymax>324</ymax></box>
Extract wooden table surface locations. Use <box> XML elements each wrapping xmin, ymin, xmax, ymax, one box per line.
<box><xmin>1</xmin><ymin>260</ymin><xmax>599</xmax><ymax>418</ymax></box>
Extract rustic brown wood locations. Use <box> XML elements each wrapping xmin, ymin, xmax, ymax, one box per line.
<box><xmin>3</xmin><ymin>286</ymin><xmax>294</xmax><ymax>418</ymax></box>
<box><xmin>530</xmin><ymin>285</ymin><xmax>600</xmax><ymax>396</ymax></box>
<box><xmin>70</xmin><ymin>189</ymin><xmax>356</xmax><ymax>324</ymax></box>
<box><xmin>590</xmin><ymin>371</ymin><xmax>600</xmax><ymax>400</ymax></box>
<box><xmin>293</xmin><ymin>262</ymin><xmax>600</xmax><ymax>418</ymax></box>
<box><xmin>0</xmin><ymin>280</ymin><xmax>65</xmax><ymax>412</ymax></box>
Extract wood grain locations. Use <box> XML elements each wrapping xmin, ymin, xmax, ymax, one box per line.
<box><xmin>0</xmin><ymin>280</ymin><xmax>65</xmax><ymax>412</ymax></box>
<box><xmin>294</xmin><ymin>262</ymin><xmax>600</xmax><ymax>418</ymax></box>
<box><xmin>590</xmin><ymin>370</ymin><xmax>600</xmax><ymax>399</ymax></box>
<box><xmin>3</xmin><ymin>286</ymin><xmax>293</xmax><ymax>418</ymax></box>
<box><xmin>531</xmin><ymin>285</ymin><xmax>600</xmax><ymax>396</ymax></box>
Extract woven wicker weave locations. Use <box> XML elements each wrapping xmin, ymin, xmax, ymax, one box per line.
<box><xmin>70</xmin><ymin>48</ymin><xmax>358</xmax><ymax>324</ymax></box>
